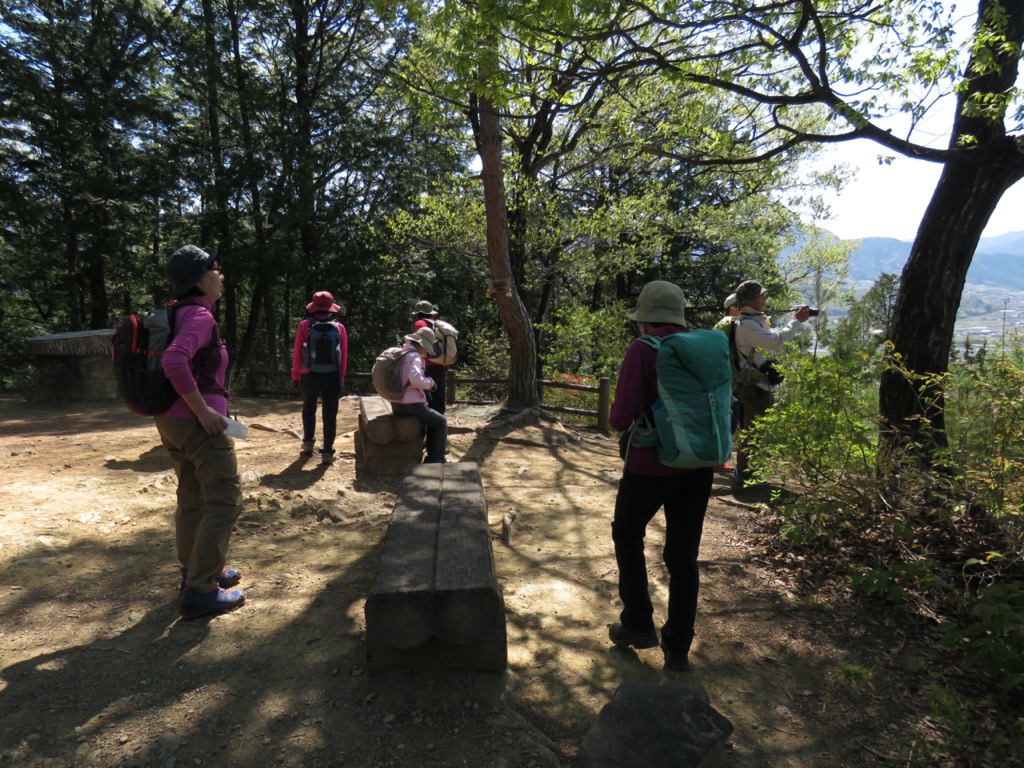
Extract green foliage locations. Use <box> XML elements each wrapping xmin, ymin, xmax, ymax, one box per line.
<box><xmin>836</xmin><ymin>663</ymin><xmax>872</xmax><ymax>687</ymax></box>
<box><xmin>850</xmin><ymin>561</ymin><xmax>951</xmax><ymax>604</ymax></box>
<box><xmin>943</xmin><ymin>360</ymin><xmax>1024</xmax><ymax>522</ymax></box>
<box><xmin>537</xmin><ymin>301</ymin><xmax>630</xmax><ymax>379</ymax></box>
<box><xmin>453</xmin><ymin>323</ymin><xmax>511</xmax><ymax>404</ymax></box>
<box><xmin>746</xmin><ymin>350</ymin><xmax>880</xmax><ymax>542</ymax></box>
<box><xmin>747</xmin><ymin>303</ymin><xmax>1024</xmax><ymax>697</ymax></box>
<box><xmin>541</xmin><ymin>372</ymin><xmax>605</xmax><ymax>426</ymax></box>
<box><xmin>927</xmin><ymin>683</ymin><xmax>973</xmax><ymax>744</ymax></box>
<box><xmin>944</xmin><ymin>581</ymin><xmax>1024</xmax><ymax>693</ymax></box>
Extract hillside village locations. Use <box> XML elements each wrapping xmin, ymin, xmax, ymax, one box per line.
<box><xmin>839</xmin><ymin>230</ymin><xmax>1024</xmax><ymax>347</ymax></box>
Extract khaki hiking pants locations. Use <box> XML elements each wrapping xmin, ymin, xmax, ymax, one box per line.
<box><xmin>155</xmin><ymin>416</ymin><xmax>242</xmax><ymax>593</ymax></box>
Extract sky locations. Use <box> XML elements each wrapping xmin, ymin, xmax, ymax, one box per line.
<box><xmin>810</xmin><ymin>139</ymin><xmax>1024</xmax><ymax>242</ymax></box>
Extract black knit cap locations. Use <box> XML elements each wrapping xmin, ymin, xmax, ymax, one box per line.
<box><xmin>165</xmin><ymin>245</ymin><xmax>214</xmax><ymax>299</ymax></box>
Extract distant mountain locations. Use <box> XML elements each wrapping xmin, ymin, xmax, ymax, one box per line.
<box><xmin>845</xmin><ymin>232</ymin><xmax>1024</xmax><ymax>292</ymax></box>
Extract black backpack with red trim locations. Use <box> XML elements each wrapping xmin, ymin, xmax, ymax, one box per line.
<box><xmin>111</xmin><ymin>302</ymin><xmax>220</xmax><ymax>415</ymax></box>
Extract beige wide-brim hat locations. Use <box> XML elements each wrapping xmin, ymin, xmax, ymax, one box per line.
<box><xmin>626</xmin><ymin>281</ymin><xmax>687</xmax><ymax>326</ymax></box>
<box><xmin>404</xmin><ymin>327</ymin><xmax>441</xmax><ymax>357</ymax></box>
<box><xmin>724</xmin><ymin>293</ymin><xmax>738</xmax><ymax>310</ymax></box>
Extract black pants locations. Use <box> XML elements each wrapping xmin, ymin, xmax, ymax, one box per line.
<box><xmin>424</xmin><ymin>364</ymin><xmax>447</xmax><ymax>414</ymax></box>
<box><xmin>300</xmin><ymin>371</ymin><xmax>341</xmax><ymax>451</ymax></box>
<box><xmin>612</xmin><ymin>467</ymin><xmax>713</xmax><ymax>656</ymax></box>
<box><xmin>391</xmin><ymin>401</ymin><xmax>448</xmax><ymax>462</ymax></box>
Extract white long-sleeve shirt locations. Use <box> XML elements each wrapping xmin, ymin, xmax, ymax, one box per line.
<box><xmin>733</xmin><ymin>308</ymin><xmax>804</xmax><ymax>390</ymax></box>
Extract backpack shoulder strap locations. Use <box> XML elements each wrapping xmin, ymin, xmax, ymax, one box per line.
<box><xmin>637</xmin><ymin>334</ymin><xmax>661</xmax><ymax>350</ymax></box>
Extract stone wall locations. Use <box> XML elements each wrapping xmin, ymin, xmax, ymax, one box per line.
<box><xmin>27</xmin><ymin>330</ymin><xmax>117</xmax><ymax>404</ymax></box>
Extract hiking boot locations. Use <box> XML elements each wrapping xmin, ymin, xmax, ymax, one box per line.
<box><xmin>300</xmin><ymin>440</ymin><xmax>315</xmax><ymax>456</ymax></box>
<box><xmin>180</xmin><ymin>586</ymin><xmax>246</xmax><ymax>619</ymax></box>
<box><xmin>320</xmin><ymin>448</ymin><xmax>335</xmax><ymax>464</ymax></box>
<box><xmin>608</xmin><ymin>622</ymin><xmax>659</xmax><ymax>650</ymax></box>
<box><xmin>178</xmin><ymin>567</ymin><xmax>242</xmax><ymax>591</ymax></box>
<box><xmin>661</xmin><ymin>641</ymin><xmax>692</xmax><ymax>671</ymax></box>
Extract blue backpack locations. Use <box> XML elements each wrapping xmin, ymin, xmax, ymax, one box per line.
<box><xmin>304</xmin><ymin>319</ymin><xmax>342</xmax><ymax>373</ymax></box>
<box><xmin>632</xmin><ymin>330</ymin><xmax>733</xmax><ymax>468</ymax></box>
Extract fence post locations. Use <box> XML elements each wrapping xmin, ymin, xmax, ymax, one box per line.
<box><xmin>446</xmin><ymin>369</ymin><xmax>456</xmax><ymax>405</ymax></box>
<box><xmin>597</xmin><ymin>377</ymin><xmax>611</xmax><ymax>433</ymax></box>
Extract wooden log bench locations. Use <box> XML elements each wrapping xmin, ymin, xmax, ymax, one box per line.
<box><xmin>357</xmin><ymin>395</ymin><xmax>424</xmax><ymax>468</ymax></box>
<box><xmin>364</xmin><ymin>461</ymin><xmax>507</xmax><ymax>673</ymax></box>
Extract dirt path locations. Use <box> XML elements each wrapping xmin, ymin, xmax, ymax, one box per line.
<box><xmin>0</xmin><ymin>395</ymin><xmax>931</xmax><ymax>767</ymax></box>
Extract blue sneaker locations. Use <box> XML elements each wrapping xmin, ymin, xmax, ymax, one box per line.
<box><xmin>179</xmin><ymin>567</ymin><xmax>242</xmax><ymax>591</ymax></box>
<box><xmin>180</xmin><ymin>586</ymin><xmax>246</xmax><ymax>619</ymax></box>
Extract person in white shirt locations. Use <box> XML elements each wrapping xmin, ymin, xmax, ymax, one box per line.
<box><xmin>731</xmin><ymin>280</ymin><xmax>810</xmax><ymax>492</ymax></box>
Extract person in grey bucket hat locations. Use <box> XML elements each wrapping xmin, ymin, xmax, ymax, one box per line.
<box><xmin>165</xmin><ymin>245</ymin><xmax>216</xmax><ymax>299</ymax></box>
<box><xmin>156</xmin><ymin>244</ymin><xmax>247</xmax><ymax>619</ymax></box>
<box><xmin>607</xmin><ymin>280</ymin><xmax>713</xmax><ymax>671</ymax></box>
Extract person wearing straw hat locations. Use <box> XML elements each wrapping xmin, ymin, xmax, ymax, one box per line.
<box><xmin>411</xmin><ymin>299</ymin><xmax>449</xmax><ymax>414</ymax></box>
<box><xmin>607</xmin><ymin>280</ymin><xmax>715</xmax><ymax>671</ymax></box>
<box><xmin>390</xmin><ymin>326</ymin><xmax>448</xmax><ymax>464</ymax></box>
<box><xmin>291</xmin><ymin>291</ymin><xmax>348</xmax><ymax>464</ymax></box>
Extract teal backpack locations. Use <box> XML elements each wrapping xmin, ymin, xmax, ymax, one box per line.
<box><xmin>632</xmin><ymin>330</ymin><xmax>733</xmax><ymax>468</ymax></box>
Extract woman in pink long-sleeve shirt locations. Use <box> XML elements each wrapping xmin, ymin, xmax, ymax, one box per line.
<box><xmin>155</xmin><ymin>245</ymin><xmax>245</xmax><ymax>620</ymax></box>
<box><xmin>389</xmin><ymin>327</ymin><xmax>448</xmax><ymax>463</ymax></box>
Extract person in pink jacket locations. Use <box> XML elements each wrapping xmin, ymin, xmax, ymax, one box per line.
<box><xmin>291</xmin><ymin>291</ymin><xmax>348</xmax><ymax>463</ymax></box>
<box><xmin>389</xmin><ymin>327</ymin><xmax>447</xmax><ymax>463</ymax></box>
<box><xmin>156</xmin><ymin>245</ymin><xmax>245</xmax><ymax>620</ymax></box>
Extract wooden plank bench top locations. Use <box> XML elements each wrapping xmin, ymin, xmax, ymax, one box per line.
<box><xmin>365</xmin><ymin>461</ymin><xmax>507</xmax><ymax>672</ymax></box>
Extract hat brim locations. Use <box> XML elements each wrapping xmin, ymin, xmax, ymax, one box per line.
<box><xmin>307</xmin><ymin>302</ymin><xmax>341</xmax><ymax>313</ymax></box>
<box><xmin>404</xmin><ymin>334</ymin><xmax>441</xmax><ymax>357</ymax></box>
<box><xmin>626</xmin><ymin>307</ymin><xmax>687</xmax><ymax>325</ymax></box>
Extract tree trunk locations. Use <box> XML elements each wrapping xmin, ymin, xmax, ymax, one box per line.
<box><xmin>879</xmin><ymin>144</ymin><xmax>1024</xmax><ymax>464</ymax></box>
<box><xmin>476</xmin><ymin>95</ymin><xmax>539</xmax><ymax>408</ymax></box>
<box><xmin>878</xmin><ymin>0</ymin><xmax>1024</xmax><ymax>468</ymax></box>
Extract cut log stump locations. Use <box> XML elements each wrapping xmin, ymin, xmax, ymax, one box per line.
<box><xmin>357</xmin><ymin>395</ymin><xmax>424</xmax><ymax>468</ymax></box>
<box><xmin>365</xmin><ymin>462</ymin><xmax>507</xmax><ymax>673</ymax></box>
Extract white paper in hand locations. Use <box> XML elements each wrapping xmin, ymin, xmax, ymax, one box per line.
<box><xmin>222</xmin><ymin>416</ymin><xmax>249</xmax><ymax>439</ymax></box>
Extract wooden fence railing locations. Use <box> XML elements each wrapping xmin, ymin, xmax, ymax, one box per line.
<box><xmin>247</xmin><ymin>369</ymin><xmax>612</xmax><ymax>432</ymax></box>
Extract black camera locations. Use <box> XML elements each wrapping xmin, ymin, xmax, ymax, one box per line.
<box><xmin>790</xmin><ymin>307</ymin><xmax>820</xmax><ymax>317</ymax></box>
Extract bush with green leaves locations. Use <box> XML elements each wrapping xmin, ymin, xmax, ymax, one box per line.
<box><xmin>943</xmin><ymin>580</ymin><xmax>1024</xmax><ymax>693</ymax></box>
<box><xmin>746</xmin><ymin>324</ymin><xmax>1024</xmax><ymax>694</ymax></box>
<box><xmin>745</xmin><ymin>347</ymin><xmax>880</xmax><ymax>543</ymax></box>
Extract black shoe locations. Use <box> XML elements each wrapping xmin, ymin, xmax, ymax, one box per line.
<box><xmin>662</xmin><ymin>647</ymin><xmax>691</xmax><ymax>671</ymax></box>
<box><xmin>660</xmin><ymin>633</ymin><xmax>692</xmax><ymax>671</ymax></box>
<box><xmin>609</xmin><ymin>622</ymin><xmax>658</xmax><ymax>650</ymax></box>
